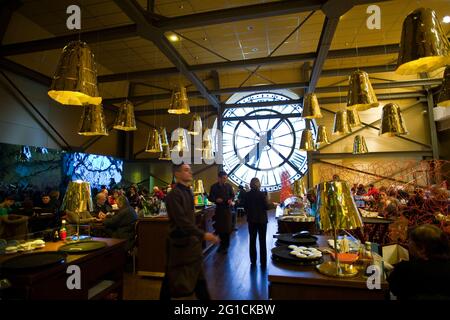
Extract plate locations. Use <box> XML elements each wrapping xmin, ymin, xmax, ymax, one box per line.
<box><xmin>58</xmin><ymin>240</ymin><xmax>107</xmax><ymax>254</ymax></box>
<box><xmin>1</xmin><ymin>252</ymin><xmax>67</xmax><ymax>271</ymax></box>
<box><xmin>271</xmin><ymin>245</ymin><xmax>323</xmax><ymax>266</ymax></box>
<box><xmin>276</xmin><ymin>233</ymin><xmax>318</xmax><ymax>246</ymax></box>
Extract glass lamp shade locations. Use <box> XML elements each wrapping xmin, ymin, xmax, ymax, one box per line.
<box><xmin>316</xmin><ymin>125</ymin><xmax>330</xmax><ymax>146</ymax></box>
<box><xmin>302</xmin><ymin>93</ymin><xmax>322</xmax><ymax>119</ymax></box>
<box><xmin>299</xmin><ymin>129</ymin><xmax>315</xmax><ymax>151</ymax></box>
<box><xmin>78</xmin><ymin>104</ymin><xmax>108</xmax><ymax>136</ymax></box>
<box><xmin>379</xmin><ymin>103</ymin><xmax>408</xmax><ymax>136</ymax></box>
<box><xmin>159</xmin><ymin>127</ymin><xmax>169</xmax><ymax>146</ymax></box>
<box><xmin>61</xmin><ymin>180</ymin><xmax>93</xmax><ymax>213</ymax></box>
<box><xmin>159</xmin><ymin>145</ymin><xmax>172</xmax><ymax>160</ymax></box>
<box><xmin>353</xmin><ymin>135</ymin><xmax>368</xmax><ymax>154</ymax></box>
<box><xmin>333</xmin><ymin>110</ymin><xmax>352</xmax><ymax>135</ymax></box>
<box><xmin>346</xmin><ymin>70</ymin><xmax>379</xmax><ymax>111</ymax></box>
<box><xmin>188</xmin><ymin>113</ymin><xmax>202</xmax><ymax>135</ymax></box>
<box><xmin>347</xmin><ymin>108</ymin><xmax>362</xmax><ymax>128</ymax></box>
<box><xmin>437</xmin><ymin>66</ymin><xmax>450</xmax><ymax>107</ymax></box>
<box><xmin>114</xmin><ymin>100</ymin><xmax>137</xmax><ymax>131</ymax></box>
<box><xmin>168</xmin><ymin>87</ymin><xmax>190</xmax><ymax>114</ymax></box>
<box><xmin>145</xmin><ymin>128</ymin><xmax>163</xmax><ymax>154</ymax></box>
<box><xmin>202</xmin><ymin>139</ymin><xmax>215</xmax><ymax>160</ymax></box>
<box><xmin>48</xmin><ymin>41</ymin><xmax>102</xmax><ymax>106</ymax></box>
<box><xmin>170</xmin><ymin>128</ymin><xmax>190</xmax><ymax>155</ymax></box>
<box><xmin>396</xmin><ymin>8</ymin><xmax>450</xmax><ymax>75</ymax></box>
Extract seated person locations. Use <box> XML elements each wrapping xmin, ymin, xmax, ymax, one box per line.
<box><xmin>97</xmin><ymin>195</ymin><xmax>137</xmax><ymax>252</ymax></box>
<box><xmin>388</xmin><ymin>224</ymin><xmax>450</xmax><ymax>299</ymax></box>
<box><xmin>37</xmin><ymin>194</ymin><xmax>57</xmax><ymax>212</ymax></box>
<box><xmin>0</xmin><ymin>196</ymin><xmax>15</xmax><ymax>217</ymax></box>
<box><xmin>93</xmin><ymin>192</ymin><xmax>112</xmax><ymax>218</ymax></box>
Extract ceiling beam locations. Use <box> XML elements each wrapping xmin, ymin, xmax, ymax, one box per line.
<box><xmin>313</xmin><ymin>151</ymin><xmax>433</xmax><ymax>159</ymax></box>
<box><xmin>113</xmin><ymin>0</ymin><xmax>221</xmax><ymax>110</ymax></box>
<box><xmin>0</xmin><ymin>57</ymin><xmax>51</xmax><ymax>86</ymax></box>
<box><xmin>154</xmin><ymin>0</ymin><xmax>325</xmax><ymax>31</ymax></box>
<box><xmin>0</xmin><ymin>24</ymin><xmax>138</xmax><ymax>56</ymax></box>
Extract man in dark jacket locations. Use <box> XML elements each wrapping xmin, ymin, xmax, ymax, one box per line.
<box><xmin>244</xmin><ymin>177</ymin><xmax>269</xmax><ymax>266</ymax></box>
<box><xmin>99</xmin><ymin>195</ymin><xmax>137</xmax><ymax>252</ymax></box>
<box><xmin>160</xmin><ymin>163</ymin><xmax>219</xmax><ymax>300</ymax></box>
<box><xmin>92</xmin><ymin>192</ymin><xmax>112</xmax><ymax>218</ymax></box>
<box><xmin>208</xmin><ymin>171</ymin><xmax>235</xmax><ymax>254</ymax></box>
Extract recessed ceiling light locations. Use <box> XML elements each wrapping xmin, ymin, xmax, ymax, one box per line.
<box><xmin>179</xmin><ymin>4</ymin><xmax>184</xmax><ymax>9</ymax></box>
<box><xmin>251</xmin><ymin>47</ymin><xmax>258</xmax><ymax>52</ymax></box>
<box><xmin>194</xmin><ymin>56</ymin><xmax>199</xmax><ymax>60</ymax></box>
<box><xmin>443</xmin><ymin>16</ymin><xmax>450</xmax><ymax>24</ymax></box>
<box><xmin>167</xmin><ymin>34</ymin><xmax>179</xmax><ymax>42</ymax></box>
<box><xmin>247</xmin><ymin>26</ymin><xmax>254</xmax><ymax>31</ymax></box>
<box><xmin>202</xmin><ymin>36</ymin><xmax>208</xmax><ymax>41</ymax></box>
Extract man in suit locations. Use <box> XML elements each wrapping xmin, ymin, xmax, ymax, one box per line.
<box><xmin>160</xmin><ymin>163</ymin><xmax>219</xmax><ymax>300</ymax></box>
<box><xmin>208</xmin><ymin>171</ymin><xmax>235</xmax><ymax>254</ymax></box>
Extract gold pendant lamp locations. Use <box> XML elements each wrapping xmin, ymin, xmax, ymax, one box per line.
<box><xmin>78</xmin><ymin>104</ymin><xmax>108</xmax><ymax>136</ymax></box>
<box><xmin>145</xmin><ymin>128</ymin><xmax>163</xmax><ymax>154</ymax></box>
<box><xmin>299</xmin><ymin>129</ymin><xmax>315</xmax><ymax>151</ymax></box>
<box><xmin>396</xmin><ymin>8</ymin><xmax>450</xmax><ymax>75</ymax></box>
<box><xmin>346</xmin><ymin>70</ymin><xmax>379</xmax><ymax>111</ymax></box>
<box><xmin>316</xmin><ymin>125</ymin><xmax>330</xmax><ymax>146</ymax></box>
<box><xmin>193</xmin><ymin>180</ymin><xmax>205</xmax><ymax>194</ymax></box>
<box><xmin>168</xmin><ymin>86</ymin><xmax>190</xmax><ymax>114</ymax></box>
<box><xmin>293</xmin><ymin>179</ymin><xmax>306</xmax><ymax>197</ymax></box>
<box><xmin>171</xmin><ymin>128</ymin><xmax>190</xmax><ymax>154</ymax></box>
<box><xmin>202</xmin><ymin>139</ymin><xmax>215</xmax><ymax>160</ymax></box>
<box><xmin>437</xmin><ymin>66</ymin><xmax>450</xmax><ymax>107</ymax></box>
<box><xmin>159</xmin><ymin>127</ymin><xmax>169</xmax><ymax>146</ymax></box>
<box><xmin>114</xmin><ymin>100</ymin><xmax>137</xmax><ymax>131</ymax></box>
<box><xmin>188</xmin><ymin>113</ymin><xmax>202</xmax><ymax>135</ymax></box>
<box><xmin>353</xmin><ymin>135</ymin><xmax>368</xmax><ymax>154</ymax></box>
<box><xmin>48</xmin><ymin>41</ymin><xmax>102</xmax><ymax>106</ymax></box>
<box><xmin>301</xmin><ymin>93</ymin><xmax>322</xmax><ymax>119</ymax></box>
<box><xmin>379</xmin><ymin>103</ymin><xmax>408</xmax><ymax>136</ymax></box>
<box><xmin>159</xmin><ymin>145</ymin><xmax>172</xmax><ymax>161</ymax></box>
<box><xmin>347</xmin><ymin>108</ymin><xmax>362</xmax><ymax>128</ymax></box>
<box><xmin>333</xmin><ymin>110</ymin><xmax>352</xmax><ymax>135</ymax></box>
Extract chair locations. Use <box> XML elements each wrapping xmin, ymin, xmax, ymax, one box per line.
<box><xmin>236</xmin><ymin>207</ymin><xmax>245</xmax><ymax>217</ymax></box>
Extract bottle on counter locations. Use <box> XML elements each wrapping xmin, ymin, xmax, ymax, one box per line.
<box><xmin>59</xmin><ymin>219</ymin><xmax>67</xmax><ymax>241</ymax></box>
<box><xmin>53</xmin><ymin>229</ymin><xmax>60</xmax><ymax>242</ymax></box>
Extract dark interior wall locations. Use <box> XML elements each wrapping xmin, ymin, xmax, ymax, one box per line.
<box><xmin>438</xmin><ymin>130</ymin><xmax>450</xmax><ymax>160</ymax></box>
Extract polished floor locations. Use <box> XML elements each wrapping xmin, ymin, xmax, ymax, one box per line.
<box><xmin>123</xmin><ymin>210</ymin><xmax>277</xmax><ymax>300</ymax></box>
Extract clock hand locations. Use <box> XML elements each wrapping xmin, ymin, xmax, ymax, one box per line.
<box><xmin>242</xmin><ymin>121</ymin><xmax>260</xmax><ymax>137</ymax></box>
<box><xmin>270</xmin><ymin>145</ymin><xmax>302</xmax><ymax>175</ymax></box>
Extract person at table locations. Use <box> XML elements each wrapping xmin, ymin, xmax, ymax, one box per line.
<box><xmin>244</xmin><ymin>178</ymin><xmax>269</xmax><ymax>267</ymax></box>
<box><xmin>208</xmin><ymin>171</ymin><xmax>235</xmax><ymax>254</ymax></box>
<box><xmin>388</xmin><ymin>224</ymin><xmax>450</xmax><ymax>299</ymax></box>
<box><xmin>0</xmin><ymin>196</ymin><xmax>15</xmax><ymax>217</ymax></box>
<box><xmin>98</xmin><ymin>195</ymin><xmax>137</xmax><ymax>252</ymax></box>
<box><xmin>93</xmin><ymin>192</ymin><xmax>112</xmax><ymax>218</ymax></box>
<box><xmin>160</xmin><ymin>163</ymin><xmax>219</xmax><ymax>300</ymax></box>
<box><xmin>127</xmin><ymin>185</ymin><xmax>141</xmax><ymax>209</ymax></box>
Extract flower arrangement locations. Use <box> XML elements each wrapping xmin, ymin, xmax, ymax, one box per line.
<box><xmin>141</xmin><ymin>196</ymin><xmax>161</xmax><ymax>217</ymax></box>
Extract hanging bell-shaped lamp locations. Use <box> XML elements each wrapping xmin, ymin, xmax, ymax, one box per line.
<box><xmin>48</xmin><ymin>41</ymin><xmax>102</xmax><ymax>106</ymax></box>
<box><xmin>353</xmin><ymin>135</ymin><xmax>369</xmax><ymax>154</ymax></box>
<box><xmin>193</xmin><ymin>179</ymin><xmax>205</xmax><ymax>194</ymax></box>
<box><xmin>197</xmin><ymin>128</ymin><xmax>213</xmax><ymax>151</ymax></box>
<box><xmin>188</xmin><ymin>113</ymin><xmax>202</xmax><ymax>135</ymax></box>
<box><xmin>145</xmin><ymin>128</ymin><xmax>162</xmax><ymax>154</ymax></box>
<box><xmin>301</xmin><ymin>93</ymin><xmax>322</xmax><ymax>119</ymax></box>
<box><xmin>159</xmin><ymin>127</ymin><xmax>169</xmax><ymax>146</ymax></box>
<box><xmin>168</xmin><ymin>86</ymin><xmax>190</xmax><ymax>114</ymax></box>
<box><xmin>347</xmin><ymin>108</ymin><xmax>362</xmax><ymax>128</ymax></box>
<box><xmin>78</xmin><ymin>104</ymin><xmax>108</xmax><ymax>136</ymax></box>
<box><xmin>333</xmin><ymin>110</ymin><xmax>352</xmax><ymax>135</ymax></box>
<box><xmin>299</xmin><ymin>129</ymin><xmax>315</xmax><ymax>151</ymax></box>
<box><xmin>379</xmin><ymin>103</ymin><xmax>408</xmax><ymax>136</ymax></box>
<box><xmin>171</xmin><ymin>128</ymin><xmax>190</xmax><ymax>153</ymax></box>
<box><xmin>202</xmin><ymin>139</ymin><xmax>215</xmax><ymax>160</ymax></box>
<box><xmin>346</xmin><ymin>70</ymin><xmax>379</xmax><ymax>111</ymax></box>
<box><xmin>437</xmin><ymin>66</ymin><xmax>450</xmax><ymax>107</ymax></box>
<box><xmin>293</xmin><ymin>179</ymin><xmax>306</xmax><ymax>197</ymax></box>
<box><xmin>316</xmin><ymin>125</ymin><xmax>330</xmax><ymax>146</ymax></box>
<box><xmin>159</xmin><ymin>145</ymin><xmax>172</xmax><ymax>161</ymax></box>
<box><xmin>114</xmin><ymin>100</ymin><xmax>137</xmax><ymax>131</ymax></box>
<box><xmin>396</xmin><ymin>8</ymin><xmax>450</xmax><ymax>75</ymax></box>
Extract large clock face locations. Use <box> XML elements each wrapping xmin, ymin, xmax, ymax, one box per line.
<box><xmin>218</xmin><ymin>91</ymin><xmax>316</xmax><ymax>192</ymax></box>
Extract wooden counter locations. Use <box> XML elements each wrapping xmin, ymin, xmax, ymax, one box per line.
<box><xmin>268</xmin><ymin>235</ymin><xmax>389</xmax><ymax>300</ymax></box>
<box><xmin>0</xmin><ymin>238</ymin><xmax>126</xmax><ymax>300</ymax></box>
<box><xmin>136</xmin><ymin>205</ymin><xmax>216</xmax><ymax>277</ymax></box>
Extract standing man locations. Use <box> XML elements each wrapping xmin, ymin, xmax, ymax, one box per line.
<box><xmin>161</xmin><ymin>163</ymin><xmax>219</xmax><ymax>300</ymax></box>
<box><xmin>209</xmin><ymin>171</ymin><xmax>235</xmax><ymax>254</ymax></box>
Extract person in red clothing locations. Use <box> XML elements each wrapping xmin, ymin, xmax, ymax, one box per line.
<box><xmin>366</xmin><ymin>184</ymin><xmax>380</xmax><ymax>198</ymax></box>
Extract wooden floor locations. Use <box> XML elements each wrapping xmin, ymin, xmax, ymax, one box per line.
<box><xmin>123</xmin><ymin>210</ymin><xmax>277</xmax><ymax>300</ymax></box>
